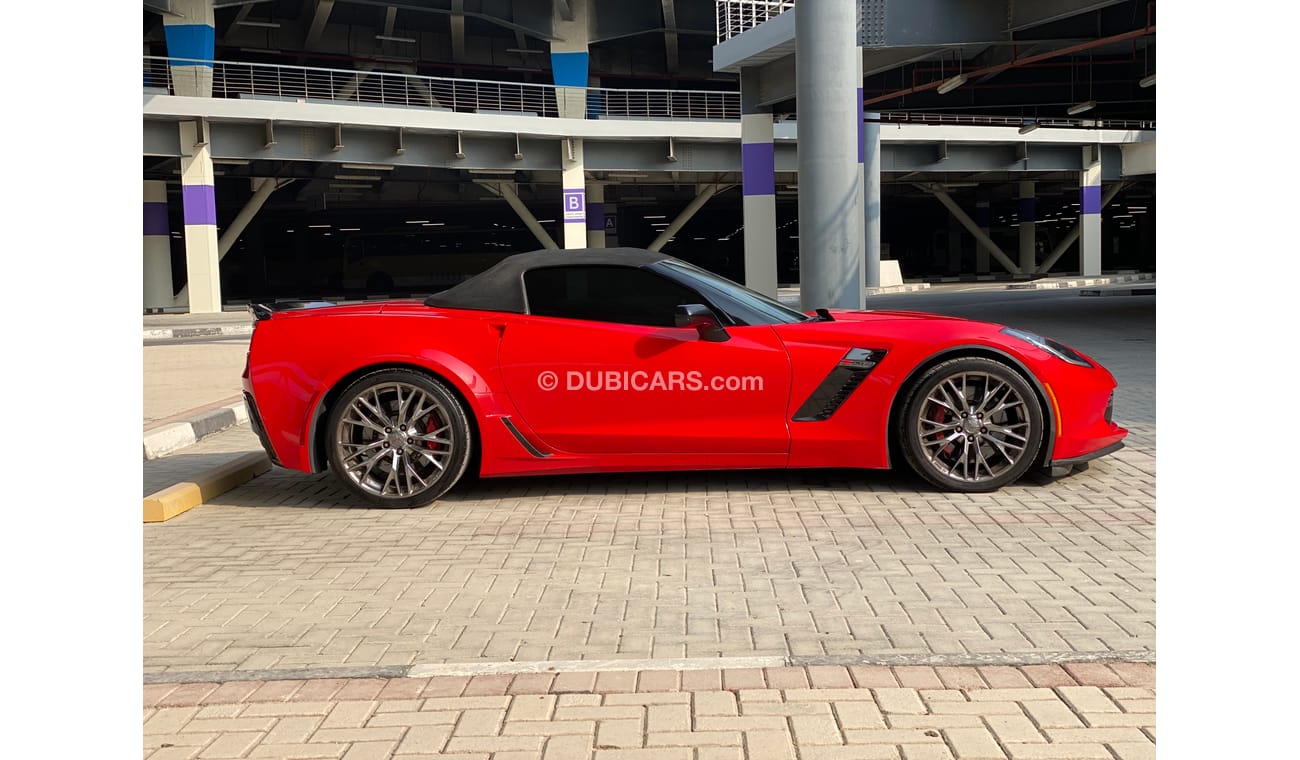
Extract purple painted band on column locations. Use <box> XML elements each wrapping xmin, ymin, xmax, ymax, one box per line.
<box><xmin>1018</xmin><ymin>198</ymin><xmax>1036</xmax><ymax>223</ymax></box>
<box><xmin>144</xmin><ymin>202</ymin><xmax>170</xmax><ymax>236</ymax></box>
<box><xmin>857</xmin><ymin>88</ymin><xmax>865</xmax><ymax>164</ymax></box>
<box><xmin>741</xmin><ymin>142</ymin><xmax>775</xmax><ymax>197</ymax></box>
<box><xmin>586</xmin><ymin>202</ymin><xmax>604</xmax><ymax>231</ymax></box>
<box><xmin>182</xmin><ymin>184</ymin><xmax>217</xmax><ymax>226</ymax></box>
<box><xmin>1081</xmin><ymin>185</ymin><xmax>1102</xmax><ymax>215</ymax></box>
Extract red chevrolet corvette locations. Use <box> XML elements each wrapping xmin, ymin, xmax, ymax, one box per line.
<box><xmin>242</xmin><ymin>248</ymin><xmax>1126</xmax><ymax>507</ymax></box>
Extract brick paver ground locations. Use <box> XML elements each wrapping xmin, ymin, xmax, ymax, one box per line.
<box><xmin>143</xmin><ymin>290</ymin><xmax>1156</xmax><ymax>758</ymax></box>
<box><xmin>144</xmin><ymin>664</ymin><xmax>1155</xmax><ymax>760</ymax></box>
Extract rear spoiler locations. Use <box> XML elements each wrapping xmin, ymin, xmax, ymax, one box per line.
<box><xmin>249</xmin><ymin>300</ymin><xmax>336</xmax><ymax>321</ymax></box>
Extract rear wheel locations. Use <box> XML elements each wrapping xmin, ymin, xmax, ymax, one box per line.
<box><xmin>325</xmin><ymin>369</ymin><xmax>472</xmax><ymax>507</ymax></box>
<box><xmin>899</xmin><ymin>357</ymin><xmax>1043</xmax><ymax>492</ymax></box>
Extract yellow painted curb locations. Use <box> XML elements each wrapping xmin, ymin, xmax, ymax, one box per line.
<box><xmin>143</xmin><ymin>452</ymin><xmax>272</xmax><ymax>523</ymax></box>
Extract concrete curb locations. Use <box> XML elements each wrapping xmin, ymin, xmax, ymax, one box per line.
<box><xmin>145</xmin><ymin>649</ymin><xmax>1155</xmax><ymax>685</ymax></box>
<box><xmin>1081</xmin><ymin>286</ymin><xmax>1156</xmax><ymax>297</ymax></box>
<box><xmin>143</xmin><ymin>451</ymin><xmax>272</xmax><ymax>523</ymax></box>
<box><xmin>777</xmin><ymin>282</ymin><xmax>932</xmax><ymax>305</ymax></box>
<box><xmin>144</xmin><ymin>400</ymin><xmax>249</xmax><ymax>460</ymax></box>
<box><xmin>1006</xmin><ymin>273</ymin><xmax>1155</xmax><ymax>290</ymax></box>
<box><xmin>144</xmin><ymin>324</ymin><xmax>253</xmax><ymax>341</ymax></box>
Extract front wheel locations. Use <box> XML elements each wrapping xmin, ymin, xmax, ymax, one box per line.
<box><xmin>325</xmin><ymin>370</ymin><xmax>473</xmax><ymax>507</ymax></box>
<box><xmin>898</xmin><ymin>357</ymin><xmax>1044</xmax><ymax>492</ymax></box>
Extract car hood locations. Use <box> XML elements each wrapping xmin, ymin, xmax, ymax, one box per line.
<box><xmin>819</xmin><ymin>309</ymin><xmax>972</xmax><ymax>323</ymax></box>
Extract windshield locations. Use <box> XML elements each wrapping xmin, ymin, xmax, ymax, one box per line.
<box><xmin>652</xmin><ymin>260</ymin><xmax>813</xmax><ymax>325</ymax></box>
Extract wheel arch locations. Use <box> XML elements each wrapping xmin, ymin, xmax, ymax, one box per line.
<box><xmin>884</xmin><ymin>345</ymin><xmax>1056</xmax><ymax>470</ymax></box>
<box><xmin>308</xmin><ymin>361</ymin><xmax>482</xmax><ymax>475</ymax></box>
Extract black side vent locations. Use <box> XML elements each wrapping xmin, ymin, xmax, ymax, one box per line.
<box><xmin>792</xmin><ymin>349</ymin><xmax>886</xmax><ymax>422</ymax></box>
<box><xmin>1104</xmin><ymin>392</ymin><xmax>1115</xmax><ymax>424</ymax></box>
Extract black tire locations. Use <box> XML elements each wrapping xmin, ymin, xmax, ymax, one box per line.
<box><xmin>898</xmin><ymin>356</ymin><xmax>1044</xmax><ymax>492</ymax></box>
<box><xmin>325</xmin><ymin>369</ymin><xmax>473</xmax><ymax>508</ymax></box>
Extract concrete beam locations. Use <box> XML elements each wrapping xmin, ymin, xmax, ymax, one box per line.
<box><xmin>304</xmin><ymin>0</ymin><xmax>335</xmax><ymax>50</ymax></box>
<box><xmin>1037</xmin><ymin>181</ymin><xmax>1126</xmax><ymax>272</ymax></box>
<box><xmin>217</xmin><ymin>177</ymin><xmax>284</xmax><ymax>257</ymax></box>
<box><xmin>648</xmin><ymin>183</ymin><xmax>730</xmax><ymax>251</ymax></box>
<box><xmin>450</xmin><ymin>0</ymin><xmax>465</xmax><ymax>62</ymax></box>
<box><xmin>477</xmin><ymin>180</ymin><xmax>559</xmax><ymax>249</ymax></box>
<box><xmin>661</xmin><ymin>0</ymin><xmax>679</xmax><ymax>75</ymax></box>
<box><xmin>1008</xmin><ymin>0</ymin><xmax>1129</xmax><ymax>32</ymax></box>
<box><xmin>917</xmin><ymin>183</ymin><xmax>1021</xmax><ymax>274</ymax></box>
<box><xmin>859</xmin><ymin>0</ymin><xmax>1004</xmax><ymax>47</ymax></box>
<box><xmin>144</xmin><ymin>119</ymin><xmax>1133</xmax><ymax>175</ymax></box>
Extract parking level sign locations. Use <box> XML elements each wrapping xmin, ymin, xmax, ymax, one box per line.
<box><xmin>563</xmin><ymin>189</ymin><xmax>585</xmax><ymax>222</ymax></box>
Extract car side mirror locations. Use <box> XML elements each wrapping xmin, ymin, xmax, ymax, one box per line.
<box><xmin>674</xmin><ymin>304</ymin><xmax>730</xmax><ymax>342</ymax></box>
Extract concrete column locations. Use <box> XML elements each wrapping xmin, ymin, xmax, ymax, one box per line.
<box><xmin>551</xmin><ymin>0</ymin><xmax>590</xmax><ymax>119</ymax></box>
<box><xmin>144</xmin><ymin>181</ymin><xmax>173</xmax><ymax>311</ymax></box>
<box><xmin>163</xmin><ymin>0</ymin><xmax>215</xmax><ymax>97</ymax></box>
<box><xmin>740</xmin><ymin>69</ymin><xmax>777</xmax><ymax>297</ymax></box>
<box><xmin>561</xmin><ymin>139</ymin><xmax>587</xmax><ymax>248</ymax></box>
<box><xmin>1018</xmin><ymin>181</ymin><xmax>1037</xmax><ymax>273</ymax></box>
<box><xmin>975</xmin><ymin>199</ymin><xmax>991</xmax><ymax>274</ymax></box>
<box><xmin>795</xmin><ymin>0</ymin><xmax>862</xmax><ymax>310</ymax></box>
<box><xmin>587</xmin><ymin>182</ymin><xmax>606</xmax><ymax>247</ymax></box>
<box><xmin>1080</xmin><ymin>146</ymin><xmax>1102</xmax><ymax>275</ymax></box>
<box><xmin>178</xmin><ymin>119</ymin><xmax>221</xmax><ymax>313</ymax></box>
<box><xmin>863</xmin><ymin>109</ymin><xmax>882</xmax><ymax>289</ymax></box>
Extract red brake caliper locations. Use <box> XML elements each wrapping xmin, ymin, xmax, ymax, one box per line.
<box><xmin>931</xmin><ymin>407</ymin><xmax>952</xmax><ymax>455</ymax></box>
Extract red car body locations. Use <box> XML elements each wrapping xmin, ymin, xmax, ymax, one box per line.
<box><xmin>242</xmin><ymin>249</ymin><xmax>1125</xmax><ymax>502</ymax></box>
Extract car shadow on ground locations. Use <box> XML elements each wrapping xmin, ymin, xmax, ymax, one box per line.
<box><xmin>209</xmin><ymin>463</ymin><xmax>1072</xmax><ymax>512</ymax></box>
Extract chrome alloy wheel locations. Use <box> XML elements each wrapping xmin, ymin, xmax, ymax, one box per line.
<box><xmin>334</xmin><ymin>380</ymin><xmax>455</xmax><ymax>500</ymax></box>
<box><xmin>914</xmin><ymin>370</ymin><xmax>1033</xmax><ymax>485</ymax></box>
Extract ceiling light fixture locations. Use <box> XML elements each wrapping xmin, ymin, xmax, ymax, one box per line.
<box><xmin>375</xmin><ymin>34</ymin><xmax>416</xmax><ymax>43</ymax></box>
<box><xmin>237</xmin><ymin>20</ymin><xmax>281</xmax><ymax>28</ymax></box>
<box><xmin>1018</xmin><ymin>121</ymin><xmax>1040</xmax><ymax>134</ymax></box>
<box><xmin>1139</xmin><ymin>73</ymin><xmax>1156</xmax><ymax>88</ymax></box>
<box><xmin>1067</xmin><ymin>100</ymin><xmax>1096</xmax><ymax>116</ymax></box>
<box><xmin>937</xmin><ymin>74</ymin><xmax>967</xmax><ymax>95</ymax></box>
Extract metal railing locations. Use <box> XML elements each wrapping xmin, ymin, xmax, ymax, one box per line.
<box><xmin>144</xmin><ymin>57</ymin><xmax>1152</xmax><ymax>131</ymax></box>
<box><xmin>145</xmin><ymin>57</ymin><xmax>739</xmax><ymax>120</ymax></box>
<box><xmin>716</xmin><ymin>0</ymin><xmax>796</xmax><ymax>43</ymax></box>
<box><xmin>875</xmin><ymin>111</ymin><xmax>1156</xmax><ymax>131</ymax></box>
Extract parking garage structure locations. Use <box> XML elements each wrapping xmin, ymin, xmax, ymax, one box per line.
<box><xmin>142</xmin><ymin>0</ymin><xmax>1155</xmax><ymax>313</ymax></box>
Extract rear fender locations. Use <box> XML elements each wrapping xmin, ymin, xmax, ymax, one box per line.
<box><xmin>306</xmin><ymin>352</ymin><xmax>496</xmax><ymax>473</ymax></box>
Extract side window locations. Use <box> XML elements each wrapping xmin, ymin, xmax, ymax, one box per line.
<box><xmin>524</xmin><ymin>266</ymin><xmax>701</xmax><ymax>327</ymax></box>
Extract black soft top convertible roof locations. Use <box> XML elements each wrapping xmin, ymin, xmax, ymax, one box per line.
<box><xmin>423</xmin><ymin>247</ymin><xmax>673</xmax><ymax>313</ymax></box>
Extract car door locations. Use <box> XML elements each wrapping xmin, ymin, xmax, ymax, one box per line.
<box><xmin>497</xmin><ymin>264</ymin><xmax>791</xmax><ymax>456</ymax></box>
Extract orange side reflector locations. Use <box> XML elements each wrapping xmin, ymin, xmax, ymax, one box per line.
<box><xmin>1044</xmin><ymin>383</ymin><xmax>1063</xmax><ymax>438</ymax></box>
